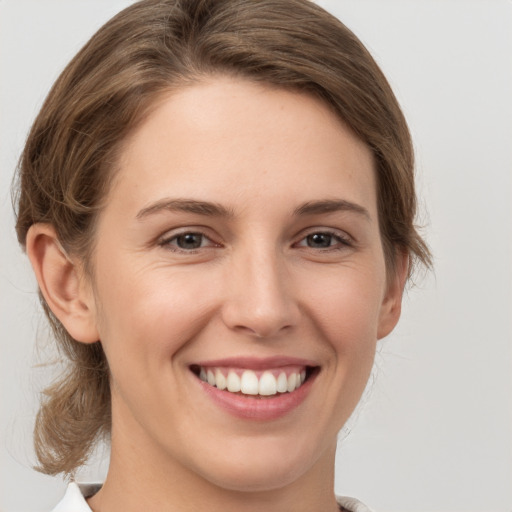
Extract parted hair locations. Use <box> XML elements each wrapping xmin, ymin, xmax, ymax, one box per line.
<box><xmin>14</xmin><ymin>0</ymin><xmax>431</xmax><ymax>476</ymax></box>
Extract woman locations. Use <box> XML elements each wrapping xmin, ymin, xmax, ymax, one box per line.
<box><xmin>14</xmin><ymin>0</ymin><xmax>430</xmax><ymax>511</ymax></box>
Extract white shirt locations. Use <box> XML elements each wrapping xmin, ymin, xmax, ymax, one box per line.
<box><xmin>51</xmin><ymin>482</ymin><xmax>374</xmax><ymax>512</ymax></box>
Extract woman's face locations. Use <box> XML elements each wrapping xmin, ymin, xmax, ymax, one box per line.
<box><xmin>83</xmin><ymin>77</ymin><xmax>404</xmax><ymax>491</ymax></box>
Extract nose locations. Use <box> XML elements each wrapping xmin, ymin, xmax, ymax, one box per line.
<box><xmin>221</xmin><ymin>248</ymin><xmax>300</xmax><ymax>338</ymax></box>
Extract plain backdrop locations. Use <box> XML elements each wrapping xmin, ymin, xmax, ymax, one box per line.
<box><xmin>1</xmin><ymin>1</ymin><xmax>511</xmax><ymax>511</ymax></box>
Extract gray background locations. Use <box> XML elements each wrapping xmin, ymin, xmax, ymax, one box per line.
<box><xmin>1</xmin><ymin>1</ymin><xmax>511</xmax><ymax>511</ymax></box>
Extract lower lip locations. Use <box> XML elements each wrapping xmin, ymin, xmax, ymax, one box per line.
<box><xmin>196</xmin><ymin>372</ymin><xmax>316</xmax><ymax>421</ymax></box>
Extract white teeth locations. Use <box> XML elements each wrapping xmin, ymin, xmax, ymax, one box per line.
<box><xmin>276</xmin><ymin>372</ymin><xmax>288</xmax><ymax>393</ymax></box>
<box><xmin>259</xmin><ymin>371</ymin><xmax>277</xmax><ymax>396</ymax></box>
<box><xmin>197</xmin><ymin>367</ymin><xmax>308</xmax><ymax>395</ymax></box>
<box><xmin>215</xmin><ymin>369</ymin><xmax>227</xmax><ymax>390</ymax></box>
<box><xmin>287</xmin><ymin>373</ymin><xmax>297</xmax><ymax>392</ymax></box>
<box><xmin>240</xmin><ymin>370</ymin><xmax>259</xmax><ymax>395</ymax></box>
<box><xmin>227</xmin><ymin>371</ymin><xmax>241</xmax><ymax>392</ymax></box>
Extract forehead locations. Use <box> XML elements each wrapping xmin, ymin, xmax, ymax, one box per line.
<box><xmin>109</xmin><ymin>76</ymin><xmax>377</xmax><ymax>218</ymax></box>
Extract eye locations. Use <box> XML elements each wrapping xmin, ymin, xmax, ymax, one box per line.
<box><xmin>295</xmin><ymin>230</ymin><xmax>352</xmax><ymax>250</ymax></box>
<box><xmin>305</xmin><ymin>233</ymin><xmax>335</xmax><ymax>248</ymax></box>
<box><xmin>159</xmin><ymin>231</ymin><xmax>217</xmax><ymax>252</ymax></box>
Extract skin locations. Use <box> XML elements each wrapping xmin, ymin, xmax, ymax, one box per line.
<box><xmin>27</xmin><ymin>77</ymin><xmax>407</xmax><ymax>512</ymax></box>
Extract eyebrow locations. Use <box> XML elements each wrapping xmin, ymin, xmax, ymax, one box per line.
<box><xmin>136</xmin><ymin>197</ymin><xmax>370</xmax><ymax>221</ymax></box>
<box><xmin>136</xmin><ymin>198</ymin><xmax>234</xmax><ymax>220</ymax></box>
<box><xmin>294</xmin><ymin>199</ymin><xmax>370</xmax><ymax>220</ymax></box>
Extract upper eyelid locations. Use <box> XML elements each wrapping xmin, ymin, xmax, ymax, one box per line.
<box><xmin>157</xmin><ymin>229</ymin><xmax>221</xmax><ymax>251</ymax></box>
<box><xmin>158</xmin><ymin>238</ymin><xmax>217</xmax><ymax>258</ymax></box>
<box><xmin>158</xmin><ymin>226</ymin><xmax>217</xmax><ymax>240</ymax></box>
<box><xmin>295</xmin><ymin>226</ymin><xmax>353</xmax><ymax>241</ymax></box>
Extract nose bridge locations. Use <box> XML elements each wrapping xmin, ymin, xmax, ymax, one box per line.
<box><xmin>222</xmin><ymin>241</ymin><xmax>298</xmax><ymax>338</ymax></box>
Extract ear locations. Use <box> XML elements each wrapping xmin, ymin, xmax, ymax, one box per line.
<box><xmin>26</xmin><ymin>224</ymin><xmax>99</xmax><ymax>344</ymax></box>
<box><xmin>377</xmin><ymin>250</ymin><xmax>409</xmax><ymax>340</ymax></box>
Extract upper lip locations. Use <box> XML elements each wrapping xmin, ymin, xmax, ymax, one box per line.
<box><xmin>191</xmin><ymin>356</ymin><xmax>318</xmax><ymax>370</ymax></box>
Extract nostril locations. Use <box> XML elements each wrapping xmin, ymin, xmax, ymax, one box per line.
<box><xmin>232</xmin><ymin>322</ymin><xmax>294</xmax><ymax>339</ymax></box>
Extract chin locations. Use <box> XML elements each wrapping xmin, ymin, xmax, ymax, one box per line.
<box><xmin>201</xmin><ymin>458</ymin><xmax>309</xmax><ymax>493</ymax></box>
<box><xmin>189</xmin><ymin>434</ymin><xmax>330</xmax><ymax>494</ymax></box>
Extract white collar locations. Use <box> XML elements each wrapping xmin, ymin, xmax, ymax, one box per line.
<box><xmin>51</xmin><ymin>482</ymin><xmax>97</xmax><ymax>512</ymax></box>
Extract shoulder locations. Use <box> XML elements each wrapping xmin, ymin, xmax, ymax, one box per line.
<box><xmin>50</xmin><ymin>482</ymin><xmax>100</xmax><ymax>512</ymax></box>
<box><xmin>337</xmin><ymin>495</ymin><xmax>375</xmax><ymax>512</ymax></box>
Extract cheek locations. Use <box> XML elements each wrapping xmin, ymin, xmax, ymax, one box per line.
<box><xmin>92</xmin><ymin>262</ymin><xmax>219</xmax><ymax>365</ymax></box>
<box><xmin>301</xmin><ymin>264</ymin><xmax>386</xmax><ymax>352</ymax></box>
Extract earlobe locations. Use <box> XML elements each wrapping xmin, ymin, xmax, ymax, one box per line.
<box><xmin>377</xmin><ymin>251</ymin><xmax>409</xmax><ymax>340</ymax></box>
<box><xmin>26</xmin><ymin>224</ymin><xmax>99</xmax><ymax>344</ymax></box>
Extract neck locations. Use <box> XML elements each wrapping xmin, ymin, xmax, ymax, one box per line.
<box><xmin>88</xmin><ymin>433</ymin><xmax>340</xmax><ymax>512</ymax></box>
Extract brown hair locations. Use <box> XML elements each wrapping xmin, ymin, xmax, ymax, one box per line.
<box><xmin>14</xmin><ymin>0</ymin><xmax>431</xmax><ymax>476</ymax></box>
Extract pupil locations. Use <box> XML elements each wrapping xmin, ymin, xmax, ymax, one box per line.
<box><xmin>308</xmin><ymin>233</ymin><xmax>332</xmax><ymax>248</ymax></box>
<box><xmin>177</xmin><ymin>233</ymin><xmax>202</xmax><ymax>249</ymax></box>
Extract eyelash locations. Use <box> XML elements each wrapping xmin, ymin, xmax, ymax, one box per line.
<box><xmin>158</xmin><ymin>231</ymin><xmax>219</xmax><ymax>253</ymax></box>
<box><xmin>158</xmin><ymin>228</ymin><xmax>353</xmax><ymax>254</ymax></box>
<box><xmin>294</xmin><ymin>230</ymin><xmax>353</xmax><ymax>251</ymax></box>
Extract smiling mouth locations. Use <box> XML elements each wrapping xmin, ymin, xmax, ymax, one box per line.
<box><xmin>190</xmin><ymin>365</ymin><xmax>318</xmax><ymax>398</ymax></box>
